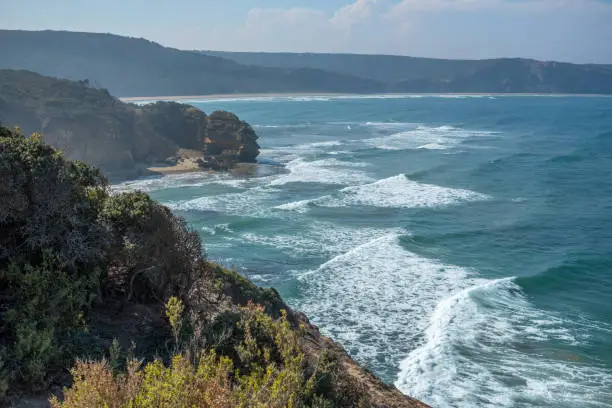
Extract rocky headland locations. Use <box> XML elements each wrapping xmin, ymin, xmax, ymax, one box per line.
<box><xmin>0</xmin><ymin>69</ymin><xmax>261</xmax><ymax>180</ymax></box>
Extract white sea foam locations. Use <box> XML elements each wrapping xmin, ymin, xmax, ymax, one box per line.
<box><xmin>364</xmin><ymin>121</ymin><xmax>421</xmax><ymax>130</ymax></box>
<box><xmin>111</xmin><ymin>173</ymin><xmax>220</xmax><ymax>193</ymax></box>
<box><xmin>239</xmin><ymin>224</ymin><xmax>403</xmax><ymax>258</ymax></box>
<box><xmin>396</xmin><ymin>278</ymin><xmax>612</xmax><ymax>408</ymax></box>
<box><xmin>417</xmin><ymin>143</ymin><xmax>448</xmax><ymax>150</ymax></box>
<box><xmin>201</xmin><ymin>223</ymin><xmax>233</xmax><ymax>236</ymax></box>
<box><xmin>301</xmin><ymin>140</ymin><xmax>344</xmax><ymax>148</ymax></box>
<box><xmin>269</xmin><ymin>158</ymin><xmax>373</xmax><ymax>186</ymax></box>
<box><xmin>166</xmin><ymin>186</ymin><xmax>280</xmax><ymax>218</ymax></box>
<box><xmin>274</xmin><ymin>199</ymin><xmax>315</xmax><ymax>213</ymax></box>
<box><xmin>295</xmin><ymin>233</ymin><xmax>474</xmax><ymax>374</ymax></box>
<box><xmin>110</xmin><ymin>171</ymin><xmax>269</xmax><ymax>193</ymax></box>
<box><xmin>261</xmin><ymin>140</ymin><xmax>346</xmax><ymax>163</ymax></box>
<box><xmin>364</xmin><ymin>125</ymin><xmax>494</xmax><ymax>151</ymax></box>
<box><xmin>279</xmin><ymin>174</ymin><xmax>489</xmax><ymax>211</ymax></box>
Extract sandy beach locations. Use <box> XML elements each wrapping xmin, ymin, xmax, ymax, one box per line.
<box><xmin>147</xmin><ymin>148</ymin><xmax>203</xmax><ymax>174</ymax></box>
<box><xmin>147</xmin><ymin>148</ymin><xmax>285</xmax><ymax>177</ymax></box>
<box><xmin>120</xmin><ymin>92</ymin><xmax>354</xmax><ymax>103</ymax></box>
<box><xmin>121</xmin><ymin>92</ymin><xmax>611</xmax><ymax>103</ymax></box>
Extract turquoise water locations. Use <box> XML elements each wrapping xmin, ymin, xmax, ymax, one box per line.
<box><xmin>116</xmin><ymin>95</ymin><xmax>612</xmax><ymax>407</ymax></box>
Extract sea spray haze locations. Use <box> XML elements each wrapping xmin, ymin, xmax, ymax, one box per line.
<box><xmin>115</xmin><ymin>94</ymin><xmax>612</xmax><ymax>408</ymax></box>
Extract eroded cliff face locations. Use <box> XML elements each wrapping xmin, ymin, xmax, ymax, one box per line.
<box><xmin>138</xmin><ymin>102</ymin><xmax>208</xmax><ymax>151</ymax></box>
<box><xmin>0</xmin><ymin>71</ymin><xmax>261</xmax><ymax>178</ymax></box>
<box><xmin>201</xmin><ymin>110</ymin><xmax>260</xmax><ymax>169</ymax></box>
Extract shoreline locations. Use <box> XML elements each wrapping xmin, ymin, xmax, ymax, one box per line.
<box><xmin>147</xmin><ymin>160</ymin><xmax>285</xmax><ymax>177</ymax></box>
<box><xmin>120</xmin><ymin>92</ymin><xmax>612</xmax><ymax>103</ymax></box>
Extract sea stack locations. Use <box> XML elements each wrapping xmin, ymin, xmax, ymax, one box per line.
<box><xmin>201</xmin><ymin>110</ymin><xmax>260</xmax><ymax>170</ymax></box>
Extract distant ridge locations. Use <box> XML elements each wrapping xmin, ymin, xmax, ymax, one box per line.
<box><xmin>204</xmin><ymin>51</ymin><xmax>612</xmax><ymax>94</ymax></box>
<box><xmin>1</xmin><ymin>29</ymin><xmax>611</xmax><ymax>95</ymax></box>
<box><xmin>0</xmin><ymin>30</ymin><xmax>381</xmax><ymax>97</ymax></box>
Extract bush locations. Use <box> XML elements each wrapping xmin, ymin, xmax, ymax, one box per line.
<box><xmin>0</xmin><ymin>127</ymin><xmax>107</xmax><ymax>396</ymax></box>
<box><xmin>0</xmin><ymin>127</ymin><xmax>108</xmax><ymax>269</ymax></box>
<box><xmin>100</xmin><ymin>191</ymin><xmax>202</xmax><ymax>303</ymax></box>
<box><xmin>53</xmin><ymin>303</ymin><xmax>328</xmax><ymax>408</ymax></box>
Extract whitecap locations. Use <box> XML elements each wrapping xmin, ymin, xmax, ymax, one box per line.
<box><xmin>274</xmin><ymin>199</ymin><xmax>314</xmax><ymax>214</ymax></box>
<box><xmin>111</xmin><ymin>172</ymin><xmax>264</xmax><ymax>193</ymax></box>
<box><xmin>294</xmin><ymin>233</ymin><xmax>473</xmax><ymax>374</ymax></box>
<box><xmin>201</xmin><ymin>223</ymin><xmax>233</xmax><ymax>236</ymax></box>
<box><xmin>111</xmin><ymin>172</ymin><xmax>216</xmax><ymax>193</ymax></box>
<box><xmin>261</xmin><ymin>140</ymin><xmax>345</xmax><ymax>163</ymax></box>
<box><xmin>417</xmin><ymin>143</ymin><xmax>448</xmax><ymax>150</ymax></box>
<box><xmin>396</xmin><ymin>278</ymin><xmax>612</xmax><ymax>408</ymax></box>
<box><xmin>269</xmin><ymin>158</ymin><xmax>373</xmax><ymax>186</ymax></box>
<box><xmin>333</xmin><ymin>174</ymin><xmax>490</xmax><ymax>209</ymax></box>
<box><xmin>364</xmin><ymin>125</ymin><xmax>495</xmax><ymax>151</ymax></box>
<box><xmin>239</xmin><ymin>224</ymin><xmax>403</xmax><ymax>258</ymax></box>
<box><xmin>165</xmin><ymin>186</ymin><xmax>280</xmax><ymax>218</ymax></box>
<box><xmin>364</xmin><ymin>121</ymin><xmax>421</xmax><ymax>130</ymax></box>
<box><xmin>276</xmin><ymin>174</ymin><xmax>490</xmax><ymax>212</ymax></box>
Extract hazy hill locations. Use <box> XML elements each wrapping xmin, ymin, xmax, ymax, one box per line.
<box><xmin>206</xmin><ymin>51</ymin><xmax>612</xmax><ymax>94</ymax></box>
<box><xmin>0</xmin><ymin>30</ymin><xmax>382</xmax><ymax>97</ymax></box>
<box><xmin>1</xmin><ymin>29</ymin><xmax>611</xmax><ymax>96</ymax></box>
<box><xmin>203</xmin><ymin>51</ymin><xmax>495</xmax><ymax>84</ymax></box>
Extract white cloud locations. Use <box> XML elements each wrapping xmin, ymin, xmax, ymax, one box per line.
<box><xmin>185</xmin><ymin>0</ymin><xmax>612</xmax><ymax>63</ymax></box>
<box><xmin>390</xmin><ymin>0</ymin><xmax>612</xmax><ymax>13</ymax></box>
<box><xmin>245</xmin><ymin>7</ymin><xmax>328</xmax><ymax>31</ymax></box>
<box><xmin>331</xmin><ymin>0</ymin><xmax>379</xmax><ymax>31</ymax></box>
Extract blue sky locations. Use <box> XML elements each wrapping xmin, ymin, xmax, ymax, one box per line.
<box><xmin>3</xmin><ymin>0</ymin><xmax>612</xmax><ymax>63</ymax></box>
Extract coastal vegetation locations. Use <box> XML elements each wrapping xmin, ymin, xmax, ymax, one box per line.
<box><xmin>0</xmin><ymin>125</ymin><xmax>426</xmax><ymax>407</ymax></box>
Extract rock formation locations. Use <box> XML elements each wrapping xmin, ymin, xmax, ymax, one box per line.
<box><xmin>0</xmin><ymin>70</ymin><xmax>261</xmax><ymax>178</ymax></box>
<box><xmin>201</xmin><ymin>110</ymin><xmax>260</xmax><ymax>170</ymax></box>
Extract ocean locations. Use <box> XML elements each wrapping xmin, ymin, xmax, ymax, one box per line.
<box><xmin>116</xmin><ymin>95</ymin><xmax>612</xmax><ymax>407</ymax></box>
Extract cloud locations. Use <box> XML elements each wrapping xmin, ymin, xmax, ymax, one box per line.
<box><xmin>390</xmin><ymin>0</ymin><xmax>612</xmax><ymax>13</ymax></box>
<box><xmin>331</xmin><ymin>0</ymin><xmax>379</xmax><ymax>31</ymax></box>
<box><xmin>187</xmin><ymin>0</ymin><xmax>612</xmax><ymax>63</ymax></box>
<box><xmin>195</xmin><ymin>0</ymin><xmax>386</xmax><ymax>53</ymax></box>
<box><xmin>245</xmin><ymin>7</ymin><xmax>328</xmax><ymax>31</ymax></box>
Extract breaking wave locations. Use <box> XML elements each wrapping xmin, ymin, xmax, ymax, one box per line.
<box><xmin>396</xmin><ymin>278</ymin><xmax>612</xmax><ymax>408</ymax></box>
<box><xmin>276</xmin><ymin>174</ymin><xmax>490</xmax><ymax>212</ymax></box>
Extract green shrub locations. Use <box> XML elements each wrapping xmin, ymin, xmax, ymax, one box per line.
<box><xmin>0</xmin><ymin>126</ymin><xmax>109</xmax><ymax>395</ymax></box>
<box><xmin>100</xmin><ymin>192</ymin><xmax>202</xmax><ymax>303</ymax></box>
<box><xmin>0</xmin><ymin>251</ymin><xmax>98</xmax><ymax>391</ymax></box>
<box><xmin>0</xmin><ymin>127</ymin><xmax>108</xmax><ymax>270</ymax></box>
<box><xmin>53</xmin><ymin>304</ymin><xmax>323</xmax><ymax>408</ymax></box>
<box><xmin>213</xmin><ymin>265</ymin><xmax>286</xmax><ymax>318</ymax></box>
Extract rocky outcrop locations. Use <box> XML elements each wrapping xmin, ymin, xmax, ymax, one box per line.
<box><xmin>201</xmin><ymin>110</ymin><xmax>260</xmax><ymax>170</ymax></box>
<box><xmin>138</xmin><ymin>102</ymin><xmax>208</xmax><ymax>151</ymax></box>
<box><xmin>0</xmin><ymin>70</ymin><xmax>260</xmax><ymax>178</ymax></box>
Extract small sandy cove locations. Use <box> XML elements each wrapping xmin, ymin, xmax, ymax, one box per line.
<box><xmin>147</xmin><ymin>149</ymin><xmax>280</xmax><ymax>177</ymax></box>
<box><xmin>147</xmin><ymin>149</ymin><xmax>203</xmax><ymax>174</ymax></box>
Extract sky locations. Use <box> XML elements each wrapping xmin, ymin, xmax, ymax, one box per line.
<box><xmin>2</xmin><ymin>0</ymin><xmax>612</xmax><ymax>63</ymax></box>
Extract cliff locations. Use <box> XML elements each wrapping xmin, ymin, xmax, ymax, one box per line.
<box><xmin>202</xmin><ymin>111</ymin><xmax>260</xmax><ymax>169</ymax></box>
<box><xmin>0</xmin><ymin>125</ymin><xmax>427</xmax><ymax>407</ymax></box>
<box><xmin>0</xmin><ymin>70</ymin><xmax>260</xmax><ymax>179</ymax></box>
